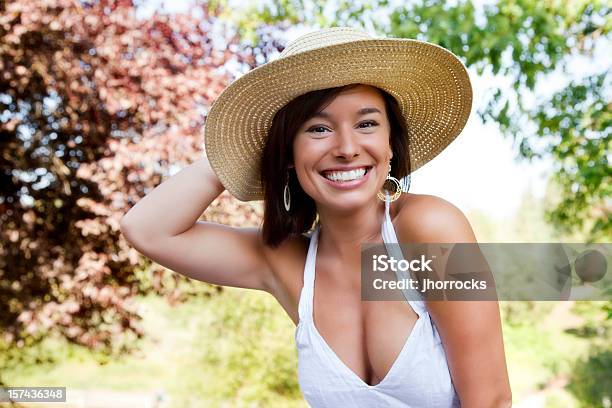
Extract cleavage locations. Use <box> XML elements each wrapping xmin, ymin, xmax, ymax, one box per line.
<box><xmin>312</xmin><ymin>259</ymin><xmax>420</xmax><ymax>386</ymax></box>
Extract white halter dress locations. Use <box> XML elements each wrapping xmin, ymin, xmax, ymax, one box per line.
<box><xmin>294</xmin><ymin>199</ymin><xmax>461</xmax><ymax>407</ymax></box>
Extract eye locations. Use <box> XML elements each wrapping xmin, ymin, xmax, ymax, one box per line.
<box><xmin>359</xmin><ymin>120</ymin><xmax>379</xmax><ymax>128</ymax></box>
<box><xmin>306</xmin><ymin>125</ymin><xmax>330</xmax><ymax>133</ymax></box>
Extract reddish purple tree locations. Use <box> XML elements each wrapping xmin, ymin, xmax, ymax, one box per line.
<box><xmin>0</xmin><ymin>0</ymin><xmax>282</xmax><ymax>359</ymax></box>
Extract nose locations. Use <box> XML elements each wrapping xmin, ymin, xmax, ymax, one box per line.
<box><xmin>332</xmin><ymin>125</ymin><xmax>360</xmax><ymax>159</ymax></box>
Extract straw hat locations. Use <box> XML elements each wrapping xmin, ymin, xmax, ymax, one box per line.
<box><xmin>204</xmin><ymin>27</ymin><xmax>472</xmax><ymax>201</ymax></box>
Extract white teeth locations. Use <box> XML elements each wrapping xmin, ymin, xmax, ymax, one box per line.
<box><xmin>324</xmin><ymin>167</ymin><xmax>367</xmax><ymax>182</ymax></box>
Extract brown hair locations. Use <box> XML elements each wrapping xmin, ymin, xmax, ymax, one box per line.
<box><xmin>260</xmin><ymin>84</ymin><xmax>411</xmax><ymax>247</ymax></box>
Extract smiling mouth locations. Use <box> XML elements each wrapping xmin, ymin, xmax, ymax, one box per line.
<box><xmin>321</xmin><ymin>166</ymin><xmax>372</xmax><ymax>183</ymax></box>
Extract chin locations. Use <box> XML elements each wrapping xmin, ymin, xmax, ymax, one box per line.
<box><xmin>317</xmin><ymin>190</ymin><xmax>378</xmax><ymax>213</ymax></box>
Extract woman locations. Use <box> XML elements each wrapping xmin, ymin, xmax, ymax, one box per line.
<box><xmin>121</xmin><ymin>27</ymin><xmax>512</xmax><ymax>407</ymax></box>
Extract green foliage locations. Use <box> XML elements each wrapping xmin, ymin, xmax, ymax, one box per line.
<box><xmin>567</xmin><ymin>347</ymin><xmax>612</xmax><ymax>408</ymax></box>
<box><xmin>532</xmin><ymin>73</ymin><xmax>611</xmax><ymax>242</ymax></box>
<box><xmin>501</xmin><ymin>301</ymin><xmax>556</xmax><ymax>327</ymax></box>
<box><xmin>569</xmin><ymin>301</ymin><xmax>612</xmax><ymax>340</ymax></box>
<box><xmin>181</xmin><ymin>288</ymin><xmax>302</xmax><ymax>405</ymax></box>
<box><xmin>503</xmin><ymin>319</ymin><xmax>570</xmax><ymax>396</ymax></box>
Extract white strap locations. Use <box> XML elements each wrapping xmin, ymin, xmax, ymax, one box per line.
<box><xmin>381</xmin><ymin>194</ymin><xmax>427</xmax><ymax>315</ymax></box>
<box><xmin>298</xmin><ymin>226</ymin><xmax>319</xmax><ymax>322</ymax></box>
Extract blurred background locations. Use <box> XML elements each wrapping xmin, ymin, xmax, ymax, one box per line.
<box><xmin>0</xmin><ymin>0</ymin><xmax>610</xmax><ymax>406</ymax></box>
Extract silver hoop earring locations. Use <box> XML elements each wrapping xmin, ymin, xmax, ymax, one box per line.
<box><xmin>283</xmin><ymin>175</ymin><xmax>291</xmax><ymax>212</ymax></box>
<box><xmin>377</xmin><ymin>163</ymin><xmax>402</xmax><ymax>202</ymax></box>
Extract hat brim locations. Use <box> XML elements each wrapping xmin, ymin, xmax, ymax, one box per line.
<box><xmin>204</xmin><ymin>38</ymin><xmax>472</xmax><ymax>201</ymax></box>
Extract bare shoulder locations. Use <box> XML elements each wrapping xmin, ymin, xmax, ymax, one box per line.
<box><xmin>393</xmin><ymin>192</ymin><xmax>477</xmax><ymax>243</ymax></box>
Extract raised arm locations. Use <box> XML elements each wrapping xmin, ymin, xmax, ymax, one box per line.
<box><xmin>119</xmin><ymin>156</ymin><xmax>275</xmax><ymax>293</ymax></box>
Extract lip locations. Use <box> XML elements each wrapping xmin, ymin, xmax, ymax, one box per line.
<box><xmin>320</xmin><ymin>166</ymin><xmax>372</xmax><ymax>190</ymax></box>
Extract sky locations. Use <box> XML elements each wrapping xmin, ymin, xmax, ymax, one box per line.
<box><xmin>137</xmin><ymin>0</ymin><xmax>609</xmax><ymax>220</ymax></box>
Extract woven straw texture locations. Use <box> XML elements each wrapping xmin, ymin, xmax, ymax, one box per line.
<box><xmin>204</xmin><ymin>27</ymin><xmax>473</xmax><ymax>201</ymax></box>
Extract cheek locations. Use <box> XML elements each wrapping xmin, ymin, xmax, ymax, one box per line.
<box><xmin>293</xmin><ymin>136</ymin><xmax>327</xmax><ymax>166</ymax></box>
<box><xmin>364</xmin><ymin>137</ymin><xmax>392</xmax><ymax>161</ymax></box>
<box><xmin>292</xmin><ymin>139</ymin><xmax>318</xmax><ymax>188</ymax></box>
<box><xmin>292</xmin><ymin>134</ymin><xmax>309</xmax><ymax>163</ymax></box>
<box><xmin>292</xmin><ymin>166</ymin><xmax>319</xmax><ymax>200</ymax></box>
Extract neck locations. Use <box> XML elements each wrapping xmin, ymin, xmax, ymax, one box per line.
<box><xmin>316</xmin><ymin>199</ymin><xmax>386</xmax><ymax>259</ymax></box>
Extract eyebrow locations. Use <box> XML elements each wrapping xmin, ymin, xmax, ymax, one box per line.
<box><xmin>310</xmin><ymin>107</ymin><xmax>382</xmax><ymax>119</ymax></box>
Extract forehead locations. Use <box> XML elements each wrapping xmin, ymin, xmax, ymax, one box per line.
<box><xmin>323</xmin><ymin>85</ymin><xmax>385</xmax><ymax>110</ymax></box>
